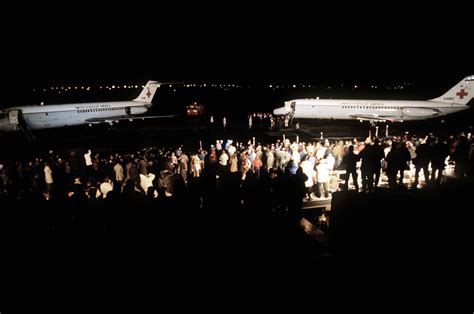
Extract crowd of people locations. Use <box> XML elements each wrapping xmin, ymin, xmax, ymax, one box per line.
<box><xmin>1</xmin><ymin>130</ymin><xmax>473</xmax><ymax>210</ymax></box>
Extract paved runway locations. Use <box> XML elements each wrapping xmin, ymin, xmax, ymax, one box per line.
<box><xmin>1</xmin><ymin>110</ymin><xmax>470</xmax><ymax>159</ymax></box>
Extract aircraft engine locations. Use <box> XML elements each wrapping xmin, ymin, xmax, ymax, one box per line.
<box><xmin>402</xmin><ymin>107</ymin><xmax>441</xmax><ymax>117</ymax></box>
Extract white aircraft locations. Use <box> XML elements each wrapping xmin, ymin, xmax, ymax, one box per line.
<box><xmin>273</xmin><ymin>75</ymin><xmax>474</xmax><ymax>123</ymax></box>
<box><xmin>0</xmin><ymin>81</ymin><xmax>173</xmax><ymax>133</ymax></box>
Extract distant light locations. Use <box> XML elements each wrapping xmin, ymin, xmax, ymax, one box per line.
<box><xmin>81</xmin><ymin>86</ymin><xmax>84</xmax><ymax>89</ymax></box>
<box><xmin>100</xmin><ymin>86</ymin><xmax>103</xmax><ymax>89</ymax></box>
<box><xmin>203</xmin><ymin>84</ymin><xmax>206</xmax><ymax>87</ymax></box>
<box><xmin>40</xmin><ymin>102</ymin><xmax>44</xmax><ymax>106</ymax></box>
<box><xmin>354</xmin><ymin>85</ymin><xmax>358</xmax><ymax>89</ymax></box>
<box><xmin>112</xmin><ymin>85</ymin><xmax>115</xmax><ymax>89</ymax></box>
<box><xmin>124</xmin><ymin>85</ymin><xmax>127</xmax><ymax>88</ymax></box>
<box><xmin>135</xmin><ymin>85</ymin><xmax>138</xmax><ymax>88</ymax></box>
<box><xmin>75</xmin><ymin>86</ymin><xmax>78</xmax><ymax>89</ymax></box>
<box><xmin>293</xmin><ymin>85</ymin><xmax>296</xmax><ymax>88</ymax></box>
<box><xmin>86</xmin><ymin>87</ymin><xmax>90</xmax><ymax>91</ymax></box>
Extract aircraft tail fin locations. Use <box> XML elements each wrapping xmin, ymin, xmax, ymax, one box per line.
<box><xmin>133</xmin><ymin>81</ymin><xmax>160</xmax><ymax>102</ymax></box>
<box><xmin>430</xmin><ymin>75</ymin><xmax>474</xmax><ymax>105</ymax></box>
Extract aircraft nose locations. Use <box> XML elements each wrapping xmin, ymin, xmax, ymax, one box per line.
<box><xmin>273</xmin><ymin>107</ymin><xmax>288</xmax><ymax>116</ymax></box>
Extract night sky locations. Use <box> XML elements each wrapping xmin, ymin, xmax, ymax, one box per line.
<box><xmin>1</xmin><ymin>6</ymin><xmax>473</xmax><ymax>292</ymax></box>
<box><xmin>2</xmin><ymin>5</ymin><xmax>473</xmax><ymax>92</ymax></box>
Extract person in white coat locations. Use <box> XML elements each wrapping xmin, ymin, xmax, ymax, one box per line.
<box><xmin>44</xmin><ymin>162</ymin><xmax>53</xmax><ymax>194</ymax></box>
<box><xmin>316</xmin><ymin>159</ymin><xmax>330</xmax><ymax>198</ymax></box>
<box><xmin>301</xmin><ymin>157</ymin><xmax>315</xmax><ymax>200</ymax></box>
<box><xmin>139</xmin><ymin>173</ymin><xmax>155</xmax><ymax>195</ymax></box>
<box><xmin>113</xmin><ymin>162</ymin><xmax>124</xmax><ymax>183</ymax></box>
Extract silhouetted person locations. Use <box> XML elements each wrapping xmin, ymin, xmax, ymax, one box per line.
<box><xmin>341</xmin><ymin>145</ymin><xmax>360</xmax><ymax>191</ymax></box>
<box><xmin>413</xmin><ymin>138</ymin><xmax>431</xmax><ymax>187</ymax></box>
<box><xmin>453</xmin><ymin>134</ymin><xmax>469</xmax><ymax>178</ymax></box>
<box><xmin>288</xmin><ymin>167</ymin><xmax>307</xmax><ymax>211</ymax></box>
<box><xmin>430</xmin><ymin>137</ymin><xmax>449</xmax><ymax>184</ymax></box>
<box><xmin>386</xmin><ymin>141</ymin><xmax>410</xmax><ymax>188</ymax></box>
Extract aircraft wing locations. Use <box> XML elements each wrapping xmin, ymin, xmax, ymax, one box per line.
<box><xmin>85</xmin><ymin>115</ymin><xmax>176</xmax><ymax>124</ymax></box>
<box><xmin>349</xmin><ymin>114</ymin><xmax>401</xmax><ymax>123</ymax></box>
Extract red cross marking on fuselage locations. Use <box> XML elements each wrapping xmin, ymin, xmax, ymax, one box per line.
<box><xmin>456</xmin><ymin>89</ymin><xmax>468</xmax><ymax>99</ymax></box>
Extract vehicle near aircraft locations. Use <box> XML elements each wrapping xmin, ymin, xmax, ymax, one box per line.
<box><xmin>186</xmin><ymin>101</ymin><xmax>205</xmax><ymax>116</ymax></box>
<box><xmin>0</xmin><ymin>81</ymin><xmax>173</xmax><ymax>135</ymax></box>
<box><xmin>273</xmin><ymin>75</ymin><xmax>473</xmax><ymax>124</ymax></box>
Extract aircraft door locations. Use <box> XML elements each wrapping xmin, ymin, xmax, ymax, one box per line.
<box><xmin>8</xmin><ymin>110</ymin><xmax>20</xmax><ymax>125</ymax></box>
<box><xmin>0</xmin><ymin>109</ymin><xmax>22</xmax><ymax>132</ymax></box>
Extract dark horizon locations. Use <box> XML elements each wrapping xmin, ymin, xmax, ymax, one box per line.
<box><xmin>2</xmin><ymin>5</ymin><xmax>473</xmax><ymax>98</ymax></box>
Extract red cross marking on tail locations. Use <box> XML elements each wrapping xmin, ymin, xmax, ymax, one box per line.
<box><xmin>146</xmin><ymin>88</ymin><xmax>151</xmax><ymax>98</ymax></box>
<box><xmin>456</xmin><ymin>89</ymin><xmax>468</xmax><ymax>99</ymax></box>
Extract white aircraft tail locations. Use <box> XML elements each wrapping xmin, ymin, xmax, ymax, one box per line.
<box><xmin>133</xmin><ymin>81</ymin><xmax>160</xmax><ymax>102</ymax></box>
<box><xmin>430</xmin><ymin>75</ymin><xmax>474</xmax><ymax>105</ymax></box>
